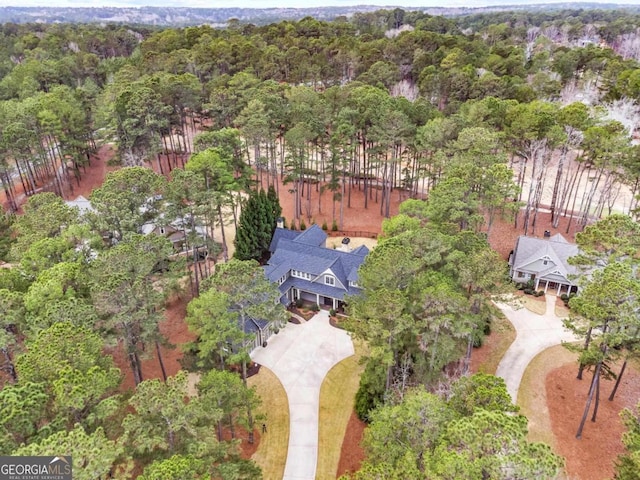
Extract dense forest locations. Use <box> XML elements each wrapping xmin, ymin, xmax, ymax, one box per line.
<box><xmin>1</xmin><ymin>7</ymin><xmax>640</xmax><ymax>479</ymax></box>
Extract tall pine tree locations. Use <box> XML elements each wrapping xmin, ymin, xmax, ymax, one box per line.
<box><xmin>267</xmin><ymin>185</ymin><xmax>282</xmax><ymax>226</ymax></box>
<box><xmin>234</xmin><ymin>189</ymin><xmax>282</xmax><ymax>262</ymax></box>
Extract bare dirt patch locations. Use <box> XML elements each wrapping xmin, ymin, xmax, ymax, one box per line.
<box><xmin>64</xmin><ymin>146</ymin><xmax>118</xmax><ymax>200</ymax></box>
<box><xmin>0</xmin><ymin>145</ymin><xmax>118</xmax><ymax>212</ymax></box>
<box><xmin>546</xmin><ymin>360</ymin><xmax>640</xmax><ymax>480</ymax></box>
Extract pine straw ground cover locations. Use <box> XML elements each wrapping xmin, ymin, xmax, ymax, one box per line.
<box><xmin>519</xmin><ymin>345</ymin><xmax>578</xmax><ymax>449</ymax></box>
<box><xmin>247</xmin><ymin>367</ymin><xmax>289</xmax><ymax>479</ymax></box>
<box><xmin>472</xmin><ymin>309</ymin><xmax>517</xmax><ymax>375</ymax></box>
<box><xmin>317</xmin><ymin>341</ymin><xmax>366</xmax><ymax>479</ymax></box>
<box><xmin>518</xmin><ymin>345</ymin><xmax>640</xmax><ymax>480</ymax></box>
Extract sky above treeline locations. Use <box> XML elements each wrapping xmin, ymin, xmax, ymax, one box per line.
<box><xmin>9</xmin><ymin>0</ymin><xmax>640</xmax><ymax>9</ymax></box>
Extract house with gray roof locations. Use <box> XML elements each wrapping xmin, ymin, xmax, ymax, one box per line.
<box><xmin>509</xmin><ymin>233</ymin><xmax>580</xmax><ymax>295</ymax></box>
<box><xmin>265</xmin><ymin>224</ymin><xmax>369</xmax><ymax>310</ymax></box>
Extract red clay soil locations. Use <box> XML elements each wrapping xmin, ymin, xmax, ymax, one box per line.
<box><xmin>221</xmin><ymin>427</ymin><xmax>261</xmax><ymax>459</ymax></box>
<box><xmin>469</xmin><ymin>328</ymin><xmax>503</xmax><ymax>374</ymax></box>
<box><xmin>337</xmin><ymin>411</ymin><xmax>367</xmax><ymax>477</ymax></box>
<box><xmin>486</xmin><ymin>210</ymin><xmax>583</xmax><ymax>261</ymax></box>
<box><xmin>112</xmin><ymin>294</ymin><xmax>196</xmax><ymax>390</ymax></box>
<box><xmin>0</xmin><ymin>145</ymin><xmax>117</xmax><ymax>212</ymax></box>
<box><xmin>546</xmin><ymin>362</ymin><xmax>640</xmax><ymax>480</ymax></box>
<box><xmin>259</xmin><ymin>174</ymin><xmax>400</xmax><ymax>236</ymax></box>
<box><xmin>7</xmin><ymin>146</ymin><xmax>635</xmax><ymax>478</ymax></box>
<box><xmin>63</xmin><ymin>145</ymin><xmax>119</xmax><ymax>201</ymax></box>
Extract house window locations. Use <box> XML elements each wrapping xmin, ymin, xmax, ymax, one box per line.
<box><xmin>159</xmin><ymin>227</ymin><xmax>165</xmax><ymax>235</ymax></box>
<box><xmin>517</xmin><ymin>271</ymin><xmax>524</xmax><ymax>278</ymax></box>
<box><xmin>543</xmin><ymin>260</ymin><xmax>548</xmax><ymax>265</ymax></box>
<box><xmin>292</xmin><ymin>270</ymin><xmax>310</xmax><ymax>280</ymax></box>
<box><xmin>325</xmin><ymin>275</ymin><xmax>335</xmax><ymax>286</ymax></box>
<box><xmin>349</xmin><ymin>281</ymin><xmax>359</xmax><ymax>288</ymax></box>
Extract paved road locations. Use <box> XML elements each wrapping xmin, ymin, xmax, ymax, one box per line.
<box><xmin>495</xmin><ymin>294</ymin><xmax>580</xmax><ymax>403</ymax></box>
<box><xmin>251</xmin><ymin>310</ymin><xmax>354</xmax><ymax>480</ymax></box>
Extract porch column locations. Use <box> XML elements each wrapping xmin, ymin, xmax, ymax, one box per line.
<box><xmin>557</xmin><ymin>283</ymin><xmax>562</xmax><ymax>295</ymax></box>
<box><xmin>316</xmin><ymin>293</ymin><xmax>320</xmax><ymax>306</ymax></box>
<box><xmin>544</xmin><ymin>280</ymin><xmax>549</xmax><ymax>293</ymax></box>
<box><xmin>535</xmin><ymin>278</ymin><xmax>540</xmax><ymax>290</ymax></box>
<box><xmin>333</xmin><ymin>298</ymin><xmax>337</xmax><ymax>309</ymax></box>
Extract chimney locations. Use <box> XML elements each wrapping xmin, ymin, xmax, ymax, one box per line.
<box><xmin>340</xmin><ymin>237</ymin><xmax>351</xmax><ymax>252</ymax></box>
<box><xmin>277</xmin><ymin>217</ymin><xmax>284</xmax><ymax>229</ymax></box>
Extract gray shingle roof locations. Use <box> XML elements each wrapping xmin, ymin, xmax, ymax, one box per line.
<box><xmin>351</xmin><ymin>245</ymin><xmax>370</xmax><ymax>256</ymax></box>
<box><xmin>512</xmin><ymin>234</ymin><xmax>580</xmax><ymax>284</ymax></box>
<box><xmin>292</xmin><ymin>224</ymin><xmax>327</xmax><ymax>246</ymax></box>
<box><xmin>266</xmin><ymin>226</ymin><xmax>368</xmax><ymax>300</ymax></box>
<box><xmin>242</xmin><ymin>316</ymin><xmax>270</xmax><ymax>334</ymax></box>
<box><xmin>279</xmin><ymin>277</ymin><xmax>361</xmax><ymax>301</ymax></box>
<box><xmin>269</xmin><ymin>228</ymin><xmax>300</xmax><ymax>253</ymax></box>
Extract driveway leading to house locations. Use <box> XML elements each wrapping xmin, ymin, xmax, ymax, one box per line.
<box><xmin>251</xmin><ymin>310</ymin><xmax>354</xmax><ymax>480</ymax></box>
<box><xmin>495</xmin><ymin>294</ymin><xmax>580</xmax><ymax>403</ymax></box>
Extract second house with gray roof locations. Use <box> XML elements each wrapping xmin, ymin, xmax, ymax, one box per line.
<box><xmin>509</xmin><ymin>233</ymin><xmax>580</xmax><ymax>295</ymax></box>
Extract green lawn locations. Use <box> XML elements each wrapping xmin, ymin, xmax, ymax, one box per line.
<box><xmin>316</xmin><ymin>340</ymin><xmax>366</xmax><ymax>480</ymax></box>
<box><xmin>521</xmin><ymin>294</ymin><xmax>548</xmax><ymax>315</ymax></box>
<box><xmin>248</xmin><ymin>367</ymin><xmax>289</xmax><ymax>479</ymax></box>
<box><xmin>518</xmin><ymin>344</ymin><xmax>577</xmax><ymax>447</ymax></box>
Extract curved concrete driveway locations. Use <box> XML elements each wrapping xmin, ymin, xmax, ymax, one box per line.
<box><xmin>251</xmin><ymin>310</ymin><xmax>354</xmax><ymax>480</ymax></box>
<box><xmin>495</xmin><ymin>294</ymin><xmax>580</xmax><ymax>403</ymax></box>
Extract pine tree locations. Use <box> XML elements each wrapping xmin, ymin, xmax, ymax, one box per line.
<box><xmin>257</xmin><ymin>189</ymin><xmax>273</xmax><ymax>254</ymax></box>
<box><xmin>234</xmin><ymin>189</ymin><xmax>282</xmax><ymax>262</ymax></box>
<box><xmin>234</xmin><ymin>193</ymin><xmax>261</xmax><ymax>261</ymax></box>
<box><xmin>267</xmin><ymin>185</ymin><xmax>282</xmax><ymax>227</ymax></box>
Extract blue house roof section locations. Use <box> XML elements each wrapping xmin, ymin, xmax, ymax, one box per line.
<box><xmin>242</xmin><ymin>316</ymin><xmax>270</xmax><ymax>334</ymax></box>
<box><xmin>351</xmin><ymin>245</ymin><xmax>369</xmax><ymax>256</ymax></box>
<box><xmin>265</xmin><ymin>225</ymin><xmax>368</xmax><ymax>303</ymax></box>
<box><xmin>269</xmin><ymin>228</ymin><xmax>299</xmax><ymax>253</ymax></box>
<box><xmin>269</xmin><ymin>224</ymin><xmax>329</xmax><ymax>253</ymax></box>
<box><xmin>280</xmin><ymin>277</ymin><xmax>358</xmax><ymax>301</ymax></box>
<box><xmin>292</xmin><ymin>224</ymin><xmax>327</xmax><ymax>246</ymax></box>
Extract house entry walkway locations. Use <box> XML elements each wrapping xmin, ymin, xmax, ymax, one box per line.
<box><xmin>495</xmin><ymin>294</ymin><xmax>580</xmax><ymax>403</ymax></box>
<box><xmin>251</xmin><ymin>310</ymin><xmax>354</xmax><ymax>480</ymax></box>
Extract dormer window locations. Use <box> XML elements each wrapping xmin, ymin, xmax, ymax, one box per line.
<box><xmin>325</xmin><ymin>275</ymin><xmax>335</xmax><ymax>286</ymax></box>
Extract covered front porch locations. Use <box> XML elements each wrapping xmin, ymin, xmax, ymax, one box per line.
<box><xmin>534</xmin><ymin>276</ymin><xmax>578</xmax><ymax>296</ymax></box>
<box><xmin>286</xmin><ymin>287</ymin><xmax>341</xmax><ymax>310</ymax></box>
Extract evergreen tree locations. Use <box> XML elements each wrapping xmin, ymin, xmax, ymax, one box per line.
<box><xmin>234</xmin><ymin>193</ymin><xmax>262</xmax><ymax>262</ymax></box>
<box><xmin>616</xmin><ymin>402</ymin><xmax>640</xmax><ymax>480</ymax></box>
<box><xmin>234</xmin><ymin>188</ymin><xmax>282</xmax><ymax>262</ymax></box>
<box><xmin>267</xmin><ymin>185</ymin><xmax>282</xmax><ymax>227</ymax></box>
